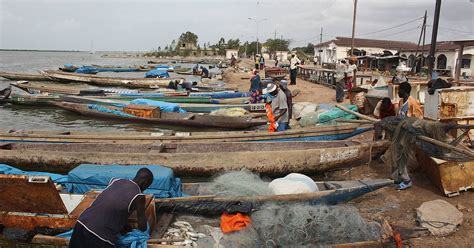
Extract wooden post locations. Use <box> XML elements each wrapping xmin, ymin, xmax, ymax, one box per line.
<box><xmin>350</xmin><ymin>0</ymin><xmax>358</xmax><ymax>55</ymax></box>
<box><xmin>428</xmin><ymin>0</ymin><xmax>442</xmax><ymax>79</ymax></box>
<box><xmin>455</xmin><ymin>44</ymin><xmax>464</xmax><ymax>81</ymax></box>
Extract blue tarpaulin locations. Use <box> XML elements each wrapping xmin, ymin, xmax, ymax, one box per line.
<box><xmin>0</xmin><ymin>164</ymin><xmax>183</xmax><ymax>198</ymax></box>
<box><xmin>88</xmin><ymin>104</ymin><xmax>135</xmax><ymax>117</ymax></box>
<box><xmin>145</xmin><ymin>69</ymin><xmax>170</xmax><ymax>78</ymax></box>
<box><xmin>57</xmin><ymin>226</ymin><xmax>149</xmax><ymax>248</ymax></box>
<box><xmin>67</xmin><ymin>164</ymin><xmax>183</xmax><ymax>198</ymax></box>
<box><xmin>129</xmin><ymin>99</ymin><xmax>186</xmax><ymax>113</ymax></box>
<box><xmin>0</xmin><ymin>164</ymin><xmax>68</xmax><ymax>183</ymax></box>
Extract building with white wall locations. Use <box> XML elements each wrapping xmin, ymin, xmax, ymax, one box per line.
<box><xmin>400</xmin><ymin>41</ymin><xmax>474</xmax><ymax>78</ymax></box>
<box><xmin>314</xmin><ymin>37</ymin><xmax>417</xmax><ymax>64</ymax></box>
<box><xmin>225</xmin><ymin>49</ymin><xmax>239</xmax><ymax>59</ymax></box>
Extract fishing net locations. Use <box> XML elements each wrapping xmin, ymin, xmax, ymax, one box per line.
<box><xmin>201</xmin><ymin>170</ymin><xmax>273</xmax><ymax>196</ymax></box>
<box><xmin>378</xmin><ymin>116</ymin><xmax>472</xmax><ymax>162</ymax></box>
<box><xmin>220</xmin><ymin>203</ymin><xmax>382</xmax><ymax>247</ymax></box>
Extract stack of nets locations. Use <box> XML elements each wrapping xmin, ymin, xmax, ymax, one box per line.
<box><xmin>202</xmin><ymin>170</ymin><xmax>273</xmax><ymax>196</ymax></box>
<box><xmin>221</xmin><ymin>203</ymin><xmax>382</xmax><ymax>247</ymax></box>
<box><xmin>202</xmin><ymin>171</ymin><xmax>382</xmax><ymax>246</ymax></box>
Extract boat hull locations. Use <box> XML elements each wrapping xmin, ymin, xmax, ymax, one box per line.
<box><xmin>40</xmin><ymin>70</ymin><xmax>184</xmax><ymax>88</ymax></box>
<box><xmin>0</xmin><ymin>71</ymin><xmax>50</xmax><ymax>81</ymax></box>
<box><xmin>0</xmin><ymin>140</ymin><xmax>390</xmax><ymax>176</ymax></box>
<box><xmin>0</xmin><ymin>123</ymin><xmax>368</xmax><ymax>143</ymax></box>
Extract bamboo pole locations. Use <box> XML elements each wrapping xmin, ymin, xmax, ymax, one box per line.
<box><xmin>335</xmin><ymin>104</ymin><xmax>474</xmax><ymax>158</ymax></box>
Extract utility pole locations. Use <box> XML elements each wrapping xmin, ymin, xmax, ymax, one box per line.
<box><xmin>428</xmin><ymin>0</ymin><xmax>442</xmax><ymax>79</ymax></box>
<box><xmin>350</xmin><ymin>0</ymin><xmax>358</xmax><ymax>56</ymax></box>
<box><xmin>412</xmin><ymin>11</ymin><xmax>427</xmax><ymax>74</ymax></box>
<box><xmin>421</xmin><ymin>10</ymin><xmax>427</xmax><ymax>74</ymax></box>
<box><xmin>319</xmin><ymin>27</ymin><xmax>323</xmax><ymax>66</ymax></box>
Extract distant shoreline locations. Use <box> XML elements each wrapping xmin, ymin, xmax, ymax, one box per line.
<box><xmin>0</xmin><ymin>49</ymin><xmax>84</xmax><ymax>52</ymax></box>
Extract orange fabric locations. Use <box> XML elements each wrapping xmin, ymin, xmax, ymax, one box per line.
<box><xmin>392</xmin><ymin>229</ymin><xmax>402</xmax><ymax>248</ymax></box>
<box><xmin>398</xmin><ymin>96</ymin><xmax>423</xmax><ymax>119</ymax></box>
<box><xmin>265</xmin><ymin>103</ymin><xmax>277</xmax><ymax>132</ymax></box>
<box><xmin>220</xmin><ymin>212</ymin><xmax>252</xmax><ymax>233</ymax></box>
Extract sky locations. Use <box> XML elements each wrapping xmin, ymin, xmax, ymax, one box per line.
<box><xmin>0</xmin><ymin>0</ymin><xmax>473</xmax><ymax>51</ymax></box>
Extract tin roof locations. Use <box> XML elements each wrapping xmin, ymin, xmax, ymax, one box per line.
<box><xmin>315</xmin><ymin>37</ymin><xmax>418</xmax><ymax>50</ymax></box>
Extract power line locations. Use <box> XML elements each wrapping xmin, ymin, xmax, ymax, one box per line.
<box><xmin>371</xmin><ymin>26</ymin><xmax>421</xmax><ymax>39</ymax></box>
<box><xmin>437</xmin><ymin>27</ymin><xmax>472</xmax><ymax>34</ymax></box>
<box><xmin>358</xmin><ymin>16</ymin><xmax>424</xmax><ymax>37</ymax></box>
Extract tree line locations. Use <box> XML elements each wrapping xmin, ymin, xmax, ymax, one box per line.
<box><xmin>144</xmin><ymin>31</ymin><xmax>300</xmax><ymax>58</ymax></box>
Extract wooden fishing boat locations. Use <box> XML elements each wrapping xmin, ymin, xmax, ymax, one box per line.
<box><xmin>7</xmin><ymin>93</ymin><xmax>59</xmax><ymax>105</ymax></box>
<box><xmin>0</xmin><ymin>139</ymin><xmax>389</xmax><ymax>175</ymax></box>
<box><xmin>60</xmin><ymin>95</ymin><xmax>265</xmax><ymax>113</ymax></box>
<box><xmin>0</xmin><ymin>123</ymin><xmax>369</xmax><ymax>144</ymax></box>
<box><xmin>0</xmin><ymin>71</ymin><xmax>50</xmax><ymax>81</ymax></box>
<box><xmin>0</xmin><ymin>173</ymin><xmax>394</xmax><ymax>248</ymax></box>
<box><xmin>0</xmin><ymin>86</ymin><xmax>12</xmax><ymax>103</ymax></box>
<box><xmin>10</xmin><ymin>81</ymin><xmax>187</xmax><ymax>95</ymax></box>
<box><xmin>39</xmin><ymin>70</ymin><xmax>185</xmax><ymax>89</ymax></box>
<box><xmin>159</xmin><ymin>178</ymin><xmax>393</xmax><ymax>206</ymax></box>
<box><xmin>51</xmin><ymin>101</ymin><xmax>267</xmax><ymax>130</ymax></box>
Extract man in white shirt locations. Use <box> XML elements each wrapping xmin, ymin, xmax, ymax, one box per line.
<box><xmin>289</xmin><ymin>54</ymin><xmax>301</xmax><ymax>85</ymax></box>
<box><xmin>345</xmin><ymin>58</ymin><xmax>357</xmax><ymax>89</ymax></box>
<box><xmin>335</xmin><ymin>60</ymin><xmax>347</xmax><ymax>102</ymax></box>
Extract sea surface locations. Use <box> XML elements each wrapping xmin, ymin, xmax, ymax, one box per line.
<box><xmin>0</xmin><ymin>50</ymin><xmax>203</xmax><ymax>132</ymax></box>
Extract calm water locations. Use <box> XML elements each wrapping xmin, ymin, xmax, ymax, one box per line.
<box><xmin>0</xmin><ymin>51</ymin><xmax>203</xmax><ymax>132</ymax></box>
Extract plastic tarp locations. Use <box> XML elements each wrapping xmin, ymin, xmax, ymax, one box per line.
<box><xmin>129</xmin><ymin>99</ymin><xmax>186</xmax><ymax>113</ymax></box>
<box><xmin>145</xmin><ymin>69</ymin><xmax>170</xmax><ymax>78</ymax></box>
<box><xmin>67</xmin><ymin>164</ymin><xmax>183</xmax><ymax>198</ymax></box>
<box><xmin>57</xmin><ymin>227</ymin><xmax>150</xmax><ymax>248</ymax></box>
<box><xmin>75</xmin><ymin>66</ymin><xmax>100</xmax><ymax>74</ymax></box>
<box><xmin>87</xmin><ymin>104</ymin><xmax>135</xmax><ymax>117</ymax></box>
<box><xmin>0</xmin><ymin>164</ymin><xmax>68</xmax><ymax>184</ymax></box>
<box><xmin>318</xmin><ymin>104</ymin><xmax>358</xmax><ymax>124</ymax></box>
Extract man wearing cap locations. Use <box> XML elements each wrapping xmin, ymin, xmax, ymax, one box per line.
<box><xmin>263</xmin><ymin>83</ymin><xmax>289</xmax><ymax>131</ymax></box>
<box><xmin>279</xmin><ymin>80</ymin><xmax>292</xmax><ymax>122</ymax></box>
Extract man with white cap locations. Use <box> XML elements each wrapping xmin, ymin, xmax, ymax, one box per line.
<box><xmin>263</xmin><ymin>83</ymin><xmax>289</xmax><ymax>131</ymax></box>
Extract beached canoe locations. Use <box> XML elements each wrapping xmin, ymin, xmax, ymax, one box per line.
<box><xmin>0</xmin><ymin>139</ymin><xmax>389</xmax><ymax>175</ymax></box>
<box><xmin>0</xmin><ymin>86</ymin><xmax>12</xmax><ymax>103</ymax></box>
<box><xmin>39</xmin><ymin>70</ymin><xmax>185</xmax><ymax>88</ymax></box>
<box><xmin>51</xmin><ymin>101</ymin><xmax>267</xmax><ymax>130</ymax></box>
<box><xmin>0</xmin><ymin>123</ymin><xmax>369</xmax><ymax>144</ymax></box>
<box><xmin>0</xmin><ymin>71</ymin><xmax>50</xmax><ymax>81</ymax></box>
<box><xmin>10</xmin><ymin>81</ymin><xmax>186</xmax><ymax>95</ymax></box>
<box><xmin>60</xmin><ymin>95</ymin><xmax>265</xmax><ymax>113</ymax></box>
<box><xmin>159</xmin><ymin>178</ymin><xmax>393</xmax><ymax>206</ymax></box>
<box><xmin>7</xmin><ymin>93</ymin><xmax>59</xmax><ymax>105</ymax></box>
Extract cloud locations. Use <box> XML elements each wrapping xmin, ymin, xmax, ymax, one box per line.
<box><xmin>0</xmin><ymin>0</ymin><xmax>472</xmax><ymax>51</ymax></box>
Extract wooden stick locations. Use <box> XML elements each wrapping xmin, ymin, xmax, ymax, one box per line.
<box><xmin>335</xmin><ymin>119</ymin><xmax>373</xmax><ymax>124</ymax></box>
<box><xmin>335</xmin><ymin>104</ymin><xmax>474</xmax><ymax>158</ymax></box>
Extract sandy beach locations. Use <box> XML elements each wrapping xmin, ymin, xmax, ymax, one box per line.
<box><xmin>220</xmin><ymin>59</ymin><xmax>474</xmax><ymax>247</ymax></box>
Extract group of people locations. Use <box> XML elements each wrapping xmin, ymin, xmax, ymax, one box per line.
<box><xmin>192</xmin><ymin>63</ymin><xmax>210</xmax><ymax>78</ymax></box>
<box><xmin>254</xmin><ymin>54</ymin><xmax>265</xmax><ymax>70</ymax></box>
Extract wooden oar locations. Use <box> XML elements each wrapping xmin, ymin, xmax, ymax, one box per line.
<box><xmin>335</xmin><ymin>104</ymin><xmax>474</xmax><ymax>158</ymax></box>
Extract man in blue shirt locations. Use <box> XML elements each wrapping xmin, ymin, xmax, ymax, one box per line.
<box><xmin>200</xmin><ymin>66</ymin><xmax>209</xmax><ymax>78</ymax></box>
